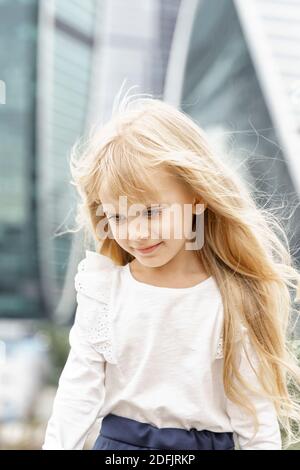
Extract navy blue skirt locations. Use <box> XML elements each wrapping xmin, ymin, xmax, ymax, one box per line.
<box><xmin>92</xmin><ymin>413</ymin><xmax>235</xmax><ymax>450</ymax></box>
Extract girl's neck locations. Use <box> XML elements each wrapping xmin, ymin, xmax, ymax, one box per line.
<box><xmin>130</xmin><ymin>250</ymin><xmax>209</xmax><ymax>288</ymax></box>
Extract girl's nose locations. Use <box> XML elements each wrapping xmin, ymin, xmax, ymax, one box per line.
<box><xmin>127</xmin><ymin>218</ymin><xmax>150</xmax><ymax>242</ymax></box>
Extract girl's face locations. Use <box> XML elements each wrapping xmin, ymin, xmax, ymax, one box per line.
<box><xmin>101</xmin><ymin>168</ymin><xmax>205</xmax><ymax>268</ymax></box>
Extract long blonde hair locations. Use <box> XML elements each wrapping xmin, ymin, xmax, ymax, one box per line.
<box><xmin>69</xmin><ymin>92</ymin><xmax>300</xmax><ymax>449</ymax></box>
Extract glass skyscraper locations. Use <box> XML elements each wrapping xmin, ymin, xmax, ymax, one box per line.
<box><xmin>0</xmin><ymin>0</ymin><xmax>99</xmax><ymax>320</ymax></box>
<box><xmin>165</xmin><ymin>0</ymin><xmax>300</xmax><ymax>335</ymax></box>
<box><xmin>0</xmin><ymin>0</ymin><xmax>40</xmax><ymax>319</ymax></box>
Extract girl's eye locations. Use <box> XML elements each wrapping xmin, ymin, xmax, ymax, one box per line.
<box><xmin>108</xmin><ymin>215</ymin><xmax>125</xmax><ymax>223</ymax></box>
<box><xmin>107</xmin><ymin>207</ymin><xmax>162</xmax><ymax>222</ymax></box>
<box><xmin>143</xmin><ymin>208</ymin><xmax>161</xmax><ymax>218</ymax></box>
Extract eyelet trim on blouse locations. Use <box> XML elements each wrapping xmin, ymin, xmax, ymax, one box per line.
<box><xmin>215</xmin><ymin>333</ymin><xmax>224</xmax><ymax>359</ymax></box>
<box><xmin>74</xmin><ymin>256</ymin><xmax>118</xmax><ymax>365</ymax></box>
<box><xmin>215</xmin><ymin>325</ymin><xmax>248</xmax><ymax>360</ymax></box>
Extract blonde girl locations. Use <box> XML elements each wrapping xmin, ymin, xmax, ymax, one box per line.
<box><xmin>43</xmin><ymin>91</ymin><xmax>300</xmax><ymax>450</ymax></box>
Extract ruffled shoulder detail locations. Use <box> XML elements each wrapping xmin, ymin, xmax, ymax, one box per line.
<box><xmin>74</xmin><ymin>250</ymin><xmax>118</xmax><ymax>364</ymax></box>
<box><xmin>75</xmin><ymin>250</ymin><xmax>116</xmax><ymax>300</ymax></box>
<box><xmin>215</xmin><ymin>324</ymin><xmax>248</xmax><ymax>360</ymax></box>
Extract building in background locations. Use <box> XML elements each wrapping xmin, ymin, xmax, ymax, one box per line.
<box><xmin>36</xmin><ymin>0</ymin><xmax>100</xmax><ymax>322</ymax></box>
<box><xmin>0</xmin><ymin>0</ymin><xmax>41</xmax><ymax>320</ymax></box>
<box><xmin>165</xmin><ymin>0</ymin><xmax>300</xmax><ymax>337</ymax></box>
<box><xmin>0</xmin><ymin>0</ymin><xmax>101</xmax><ymax>322</ymax></box>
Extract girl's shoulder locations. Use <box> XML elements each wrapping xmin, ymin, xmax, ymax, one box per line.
<box><xmin>73</xmin><ymin>250</ymin><xmax>119</xmax><ymax>364</ymax></box>
<box><xmin>74</xmin><ymin>249</ymin><xmax>118</xmax><ymax>301</ymax></box>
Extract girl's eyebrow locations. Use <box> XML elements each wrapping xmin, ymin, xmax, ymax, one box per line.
<box><xmin>144</xmin><ymin>203</ymin><xmax>161</xmax><ymax>208</ymax></box>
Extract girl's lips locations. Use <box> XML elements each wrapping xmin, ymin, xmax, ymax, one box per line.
<box><xmin>135</xmin><ymin>242</ymin><xmax>163</xmax><ymax>254</ymax></box>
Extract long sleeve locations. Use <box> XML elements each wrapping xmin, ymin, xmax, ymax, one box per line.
<box><xmin>225</xmin><ymin>335</ymin><xmax>282</xmax><ymax>450</ymax></box>
<box><xmin>42</xmin><ymin>250</ymin><xmax>118</xmax><ymax>450</ymax></box>
<box><xmin>42</xmin><ymin>314</ymin><xmax>107</xmax><ymax>450</ymax></box>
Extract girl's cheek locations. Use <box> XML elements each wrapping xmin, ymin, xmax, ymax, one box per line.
<box><xmin>149</xmin><ymin>217</ymin><xmax>163</xmax><ymax>240</ymax></box>
<box><xmin>184</xmin><ymin>214</ymin><xmax>196</xmax><ymax>240</ymax></box>
<box><xmin>153</xmin><ymin>215</ymin><xmax>170</xmax><ymax>241</ymax></box>
<box><xmin>109</xmin><ymin>223</ymin><xmax>126</xmax><ymax>242</ymax></box>
<box><xmin>118</xmin><ymin>223</ymin><xmax>132</xmax><ymax>242</ymax></box>
<box><xmin>165</xmin><ymin>210</ymin><xmax>184</xmax><ymax>240</ymax></box>
<box><xmin>171</xmin><ymin>214</ymin><xmax>193</xmax><ymax>240</ymax></box>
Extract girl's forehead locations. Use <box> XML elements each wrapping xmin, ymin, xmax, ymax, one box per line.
<box><xmin>101</xmin><ymin>192</ymin><xmax>165</xmax><ymax>210</ymax></box>
<box><xmin>100</xmin><ymin>180</ymin><xmax>193</xmax><ymax>213</ymax></box>
<box><xmin>99</xmin><ymin>164</ymin><xmax>194</xmax><ymax>211</ymax></box>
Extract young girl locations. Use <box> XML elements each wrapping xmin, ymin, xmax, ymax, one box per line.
<box><xmin>42</xmin><ymin>93</ymin><xmax>300</xmax><ymax>451</ymax></box>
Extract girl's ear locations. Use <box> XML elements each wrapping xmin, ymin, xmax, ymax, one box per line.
<box><xmin>192</xmin><ymin>197</ymin><xmax>207</xmax><ymax>214</ymax></box>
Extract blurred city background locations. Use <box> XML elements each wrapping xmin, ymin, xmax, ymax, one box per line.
<box><xmin>0</xmin><ymin>0</ymin><xmax>300</xmax><ymax>450</ymax></box>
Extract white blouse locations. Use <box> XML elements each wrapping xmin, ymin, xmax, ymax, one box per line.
<box><xmin>42</xmin><ymin>250</ymin><xmax>282</xmax><ymax>450</ymax></box>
